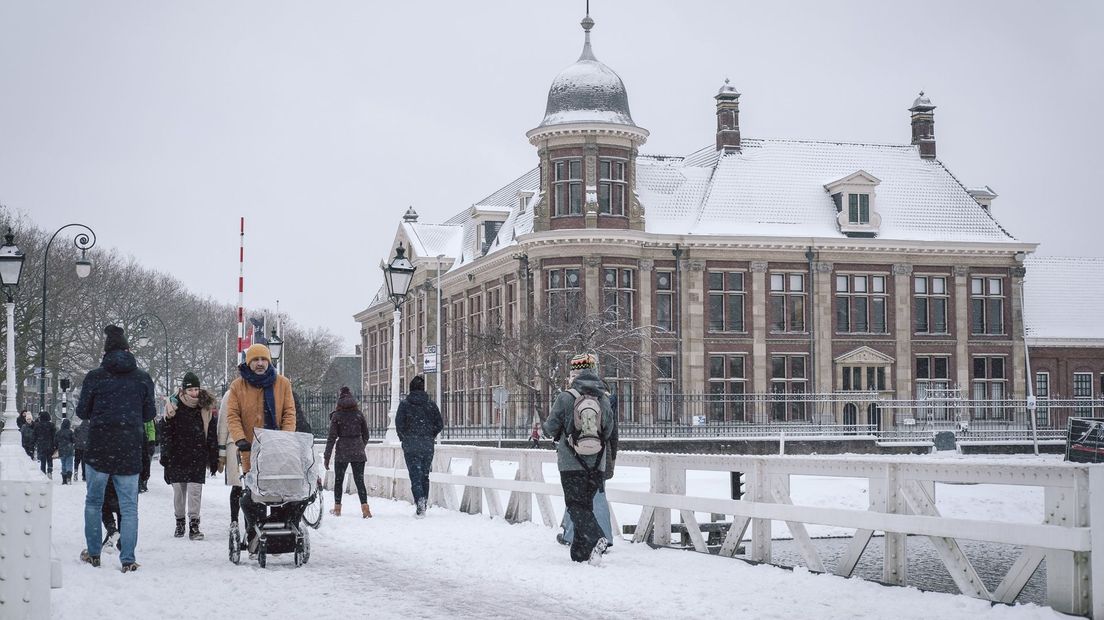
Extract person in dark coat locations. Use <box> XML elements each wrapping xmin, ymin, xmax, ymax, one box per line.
<box><xmin>73</xmin><ymin>419</ymin><xmax>90</xmax><ymax>481</ymax></box>
<box><xmin>18</xmin><ymin>410</ymin><xmax>36</xmax><ymax>459</ymax></box>
<box><xmin>160</xmin><ymin>371</ymin><xmax>218</xmax><ymax>540</ymax></box>
<box><xmin>55</xmin><ymin>418</ymin><xmax>76</xmax><ymax>484</ymax></box>
<box><xmin>395</xmin><ymin>375</ymin><xmax>443</xmax><ymax>518</ymax></box>
<box><xmin>324</xmin><ymin>386</ymin><xmax>371</xmax><ymax>518</ymax></box>
<box><xmin>33</xmin><ymin>412</ymin><xmax>56</xmax><ymax>478</ymax></box>
<box><xmin>75</xmin><ymin>324</ymin><xmax>157</xmax><ymax>572</ymax></box>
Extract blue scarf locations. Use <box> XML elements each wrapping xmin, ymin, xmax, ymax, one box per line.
<box><xmin>239</xmin><ymin>362</ymin><xmax>278</xmax><ymax>430</ymax></box>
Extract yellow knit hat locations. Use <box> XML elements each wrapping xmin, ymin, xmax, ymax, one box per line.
<box><xmin>245</xmin><ymin>343</ymin><xmax>271</xmax><ymax>363</ymax></box>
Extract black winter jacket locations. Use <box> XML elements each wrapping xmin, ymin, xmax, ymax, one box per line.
<box><xmin>75</xmin><ymin>350</ymin><xmax>157</xmax><ymax>475</ymax></box>
<box><xmin>54</xmin><ymin>419</ymin><xmax>75</xmax><ymax>459</ymax></box>
<box><xmin>73</xmin><ymin>421</ymin><xmax>90</xmax><ymax>451</ymax></box>
<box><xmin>161</xmin><ymin>396</ymin><xmax>218</xmax><ymax>484</ymax></box>
<box><xmin>34</xmin><ymin>414</ymin><xmax>56</xmax><ymax>458</ymax></box>
<box><xmin>324</xmin><ymin>401</ymin><xmax>369</xmax><ymax>464</ymax></box>
<box><xmin>395</xmin><ymin>390</ymin><xmax>443</xmax><ymax>456</ymax></box>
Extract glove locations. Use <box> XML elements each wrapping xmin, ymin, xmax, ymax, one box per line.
<box><xmin>236</xmin><ymin>439</ymin><xmax>251</xmax><ymax>452</ymax></box>
<box><xmin>604</xmin><ymin>459</ymin><xmax>616</xmax><ymax>481</ymax></box>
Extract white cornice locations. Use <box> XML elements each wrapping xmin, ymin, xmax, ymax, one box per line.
<box><xmin>1027</xmin><ymin>338</ymin><xmax>1104</xmax><ymax>349</ymax></box>
<box><xmin>526</xmin><ymin>122</ymin><xmax>649</xmax><ymax>145</ymax></box>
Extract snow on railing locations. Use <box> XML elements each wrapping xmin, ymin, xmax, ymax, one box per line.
<box><xmin>362</xmin><ymin>444</ymin><xmax>1103</xmax><ymax>618</ymax></box>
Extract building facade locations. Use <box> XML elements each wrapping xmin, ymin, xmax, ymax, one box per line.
<box><xmin>353</xmin><ymin>15</ymin><xmax>1095</xmax><ymax>433</ymax></box>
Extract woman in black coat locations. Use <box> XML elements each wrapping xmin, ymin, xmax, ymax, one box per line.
<box><xmin>18</xmin><ymin>410</ymin><xmax>35</xmax><ymax>459</ymax></box>
<box><xmin>324</xmin><ymin>386</ymin><xmax>371</xmax><ymax>518</ymax></box>
<box><xmin>160</xmin><ymin>372</ymin><xmax>218</xmax><ymax>540</ymax></box>
<box><xmin>33</xmin><ymin>412</ymin><xmax>56</xmax><ymax>478</ymax></box>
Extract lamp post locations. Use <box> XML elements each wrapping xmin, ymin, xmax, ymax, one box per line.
<box><xmin>0</xmin><ymin>229</ymin><xmax>27</xmax><ymax>445</ymax></box>
<box><xmin>382</xmin><ymin>243</ymin><xmax>415</xmax><ymax>444</ymax></box>
<box><xmin>268</xmin><ymin>327</ymin><xmax>283</xmax><ymax>374</ymax></box>
<box><xmin>39</xmin><ymin>224</ymin><xmax>96</xmax><ymax>416</ymax></box>
<box><xmin>435</xmin><ymin>253</ymin><xmax>445</xmax><ymax>413</ymax></box>
<box><xmin>134</xmin><ymin>313</ymin><xmax>170</xmax><ymax>400</ymax></box>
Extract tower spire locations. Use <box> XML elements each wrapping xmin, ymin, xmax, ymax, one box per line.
<box><xmin>579</xmin><ymin>12</ymin><xmax>596</xmax><ymax>61</ymax></box>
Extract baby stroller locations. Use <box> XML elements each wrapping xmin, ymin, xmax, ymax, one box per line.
<box><xmin>229</xmin><ymin>428</ymin><xmax>320</xmax><ymax>568</ymax></box>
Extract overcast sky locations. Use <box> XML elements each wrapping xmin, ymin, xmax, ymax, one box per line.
<box><xmin>2</xmin><ymin>1</ymin><xmax>1101</xmax><ymax>351</ymax></box>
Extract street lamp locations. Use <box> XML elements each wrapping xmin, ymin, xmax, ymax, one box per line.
<box><xmin>0</xmin><ymin>229</ymin><xmax>27</xmax><ymax>445</ymax></box>
<box><xmin>39</xmin><ymin>224</ymin><xmax>97</xmax><ymax>416</ymax></box>
<box><xmin>134</xmin><ymin>313</ymin><xmax>170</xmax><ymax>400</ymax></box>
<box><xmin>382</xmin><ymin>242</ymin><xmax>415</xmax><ymax>443</ymax></box>
<box><xmin>268</xmin><ymin>327</ymin><xmax>283</xmax><ymax>373</ymax></box>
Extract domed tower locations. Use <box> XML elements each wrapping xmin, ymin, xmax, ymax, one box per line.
<box><xmin>527</xmin><ymin>15</ymin><xmax>649</xmax><ymax>232</ymax></box>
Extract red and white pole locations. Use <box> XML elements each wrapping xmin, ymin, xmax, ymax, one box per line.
<box><xmin>237</xmin><ymin>217</ymin><xmax>245</xmax><ymax>364</ymax></box>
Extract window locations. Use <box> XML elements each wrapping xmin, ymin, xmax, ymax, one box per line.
<box><xmin>657</xmin><ymin>356</ymin><xmax>674</xmax><ymax>423</ymax></box>
<box><xmin>486</xmin><ymin>287</ymin><xmax>502</xmax><ymax>331</ymax></box>
<box><xmin>450</xmin><ymin>300</ymin><xmax>465</xmax><ymax>352</ymax></box>
<box><xmin>481</xmin><ymin>221</ymin><xmax>502</xmax><ymax>255</ymax></box>
<box><xmin>602</xmin><ymin>268</ymin><xmax>635</xmax><ymax>327</ymax></box>
<box><xmin>848</xmin><ymin>193</ymin><xmax>870</xmax><ymax>224</ymax></box>
<box><xmin>468</xmin><ymin>294</ymin><xmax>483</xmax><ymax>338</ymax></box>
<box><xmin>1074</xmin><ymin>372</ymin><xmax>1094</xmax><ymax>417</ymax></box>
<box><xmin>1035</xmin><ymin>371</ymin><xmax>1050</xmax><ymax>425</ymax></box>
<box><xmin>655</xmin><ymin>271</ymin><xmax>674</xmax><ymax>332</ymax></box>
<box><xmin>708</xmin><ymin>355</ymin><xmax>746</xmax><ymax>422</ymax></box>
<box><xmin>769</xmin><ymin>273</ymin><xmax>806</xmax><ymax>332</ymax></box>
<box><xmin>916</xmin><ymin>355</ymin><xmax>951</xmax><ymax>419</ymax></box>
<box><xmin>770</xmin><ymin>355</ymin><xmax>807</xmax><ymax>420</ymax></box>
<box><xmin>505</xmin><ymin>283</ymin><xmax>517</xmax><ymax>338</ymax></box>
<box><xmin>971</xmin><ymin>356</ymin><xmax>1008</xmax><ymax>419</ymax></box>
<box><xmin>552</xmin><ymin>159</ymin><xmax>583</xmax><ymax>216</ymax></box>
<box><xmin>914</xmin><ymin>276</ymin><xmax>949</xmax><ymax>334</ymax></box>
<box><xmin>598</xmin><ymin>158</ymin><xmax>627</xmax><ymax>216</ymax></box>
<box><xmin>708</xmin><ymin>271</ymin><xmax>745</xmax><ymax>332</ymax></box>
<box><xmin>970</xmin><ymin>277</ymin><xmax>1005</xmax><ymax>335</ymax></box>
<box><xmin>605</xmin><ymin>355</ymin><xmax>634</xmax><ymax>422</ymax></box>
<box><xmin>841</xmin><ymin>365</ymin><xmax>886</xmax><ymax>391</ymax></box>
<box><xmin>546</xmin><ymin>268</ymin><xmax>582</xmax><ymax>324</ymax></box>
<box><xmin>835</xmin><ymin>274</ymin><xmax>887</xmax><ymax>333</ymax></box>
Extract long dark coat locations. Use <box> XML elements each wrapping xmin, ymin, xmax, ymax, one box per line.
<box><xmin>19</xmin><ymin>417</ymin><xmax>35</xmax><ymax>454</ymax></box>
<box><xmin>73</xmin><ymin>421</ymin><xmax>90</xmax><ymax>451</ymax></box>
<box><xmin>324</xmin><ymin>395</ymin><xmax>369</xmax><ymax>464</ymax></box>
<box><xmin>75</xmin><ymin>350</ymin><xmax>157</xmax><ymax>476</ymax></box>
<box><xmin>54</xmin><ymin>419</ymin><xmax>76</xmax><ymax>459</ymax></box>
<box><xmin>395</xmin><ymin>389</ymin><xmax>443</xmax><ymax>457</ymax></box>
<box><xmin>34</xmin><ymin>414</ymin><xmax>56</xmax><ymax>458</ymax></box>
<box><xmin>161</xmin><ymin>395</ymin><xmax>218</xmax><ymax>484</ymax></box>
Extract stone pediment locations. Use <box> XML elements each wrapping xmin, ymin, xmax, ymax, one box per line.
<box><xmin>834</xmin><ymin>346</ymin><xmax>895</xmax><ymax>365</ymax></box>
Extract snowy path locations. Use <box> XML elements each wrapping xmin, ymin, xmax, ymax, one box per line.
<box><xmin>49</xmin><ymin>462</ymin><xmax>1069</xmax><ymax>619</ymax></box>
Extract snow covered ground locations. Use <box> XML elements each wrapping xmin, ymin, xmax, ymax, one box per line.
<box><xmin>50</xmin><ymin>454</ymin><xmax>1070</xmax><ymax>619</ymax></box>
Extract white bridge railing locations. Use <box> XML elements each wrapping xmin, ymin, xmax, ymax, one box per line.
<box><xmin>363</xmin><ymin>444</ymin><xmax>1103</xmax><ymax>618</ymax></box>
<box><xmin>0</xmin><ymin>444</ymin><xmax>61</xmax><ymax>618</ymax></box>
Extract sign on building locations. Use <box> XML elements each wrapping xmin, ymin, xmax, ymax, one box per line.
<box><xmin>1066</xmin><ymin>417</ymin><xmax>1104</xmax><ymax>463</ymax></box>
<box><xmin>423</xmin><ymin>345</ymin><xmax>438</xmax><ymax>374</ymax></box>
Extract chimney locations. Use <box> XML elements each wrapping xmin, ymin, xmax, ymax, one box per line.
<box><xmin>909</xmin><ymin>91</ymin><xmax>936</xmax><ymax>159</ymax></box>
<box><xmin>715</xmin><ymin>79</ymin><xmax>741</xmax><ymax>153</ymax></box>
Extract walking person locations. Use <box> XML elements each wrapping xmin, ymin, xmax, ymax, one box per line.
<box><xmin>225</xmin><ymin>343</ymin><xmax>297</xmax><ymax>553</ymax></box>
<box><xmin>216</xmin><ymin>388</ymin><xmax>245</xmax><ymax>540</ymax></box>
<box><xmin>161</xmin><ymin>372</ymin><xmax>219</xmax><ymax>540</ymax></box>
<box><xmin>34</xmin><ymin>412</ymin><xmax>56</xmax><ymax>479</ymax></box>
<box><xmin>395</xmin><ymin>375</ymin><xmax>443</xmax><ymax>518</ymax></box>
<box><xmin>529</xmin><ymin>421</ymin><xmax>541</xmax><ymax>448</ymax></box>
<box><xmin>542</xmin><ymin>353</ymin><xmax>617</xmax><ymax>564</ymax></box>
<box><xmin>18</xmin><ymin>410</ymin><xmax>36</xmax><ymax>459</ymax></box>
<box><xmin>324</xmin><ymin>386</ymin><xmax>371</xmax><ymax>518</ymax></box>
<box><xmin>75</xmin><ymin>324</ymin><xmax>157</xmax><ymax>572</ymax></box>
<box><xmin>73</xmin><ymin>418</ymin><xmax>89</xmax><ymax>481</ymax></box>
<box><xmin>55</xmin><ymin>418</ymin><xmax>76</xmax><ymax>484</ymax></box>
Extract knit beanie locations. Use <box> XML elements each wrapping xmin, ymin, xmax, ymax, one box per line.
<box><xmin>336</xmin><ymin>386</ymin><xmax>358</xmax><ymax>411</ymax></box>
<box><xmin>103</xmin><ymin>325</ymin><xmax>129</xmax><ymax>352</ymax></box>
<box><xmin>569</xmin><ymin>352</ymin><xmax>597</xmax><ymax>371</ymax></box>
<box><xmin>409</xmin><ymin>375</ymin><xmax>425</xmax><ymax>392</ymax></box>
<box><xmin>245</xmin><ymin>343</ymin><xmax>271</xmax><ymax>363</ymax></box>
<box><xmin>182</xmin><ymin>372</ymin><xmax>201</xmax><ymax>390</ymax></box>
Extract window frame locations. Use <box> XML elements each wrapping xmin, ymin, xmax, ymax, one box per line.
<box><xmin>598</xmin><ymin>157</ymin><xmax>628</xmax><ymax>216</ymax></box>
<box><xmin>552</xmin><ymin>158</ymin><xmax>583</xmax><ymax>217</ymax></box>
<box><xmin>707</xmin><ymin>271</ymin><xmax>746</xmax><ymax>333</ymax></box>
<box><xmin>769</xmin><ymin>272</ymin><xmax>806</xmax><ymax>333</ymax></box>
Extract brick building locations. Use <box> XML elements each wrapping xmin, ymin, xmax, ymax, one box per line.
<box><xmin>353</xmin><ymin>15</ymin><xmax>1099</xmax><ymax>431</ymax></box>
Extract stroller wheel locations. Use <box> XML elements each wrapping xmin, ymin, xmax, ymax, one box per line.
<box><xmin>257</xmin><ymin>539</ymin><xmax>267</xmax><ymax>569</ymax></box>
<box><xmin>229</xmin><ymin>526</ymin><xmax>242</xmax><ymax>564</ymax></box>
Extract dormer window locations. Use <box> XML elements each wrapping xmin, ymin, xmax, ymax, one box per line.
<box><xmin>598</xmin><ymin>158</ymin><xmax>627</xmax><ymax>216</ymax></box>
<box><xmin>553</xmin><ymin>158</ymin><xmax>583</xmax><ymax>216</ymax></box>
<box><xmin>480</xmin><ymin>220</ymin><xmax>502</xmax><ymax>255</ymax></box>
<box><xmin>825</xmin><ymin>170</ymin><xmax>881</xmax><ymax>238</ymax></box>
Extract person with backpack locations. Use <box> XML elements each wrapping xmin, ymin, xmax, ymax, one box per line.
<box><xmin>395</xmin><ymin>375</ymin><xmax>443</xmax><ymax>518</ymax></box>
<box><xmin>542</xmin><ymin>352</ymin><xmax>617</xmax><ymax>564</ymax></box>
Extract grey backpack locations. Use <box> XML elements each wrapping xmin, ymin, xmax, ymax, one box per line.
<box><xmin>566</xmin><ymin>388</ymin><xmax>603</xmax><ymax>456</ymax></box>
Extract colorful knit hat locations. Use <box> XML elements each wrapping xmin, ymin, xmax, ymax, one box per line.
<box><xmin>569</xmin><ymin>353</ymin><xmax>598</xmax><ymax>371</ymax></box>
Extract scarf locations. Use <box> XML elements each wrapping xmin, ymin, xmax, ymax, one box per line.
<box><xmin>178</xmin><ymin>391</ymin><xmax>199</xmax><ymax>409</ymax></box>
<box><xmin>239</xmin><ymin>362</ymin><xmax>278</xmax><ymax>430</ymax></box>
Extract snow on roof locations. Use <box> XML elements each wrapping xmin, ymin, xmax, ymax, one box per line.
<box><xmin>403</xmin><ymin>222</ymin><xmax>463</xmax><ymax>260</ymax></box>
<box><xmin>1024</xmin><ymin>256</ymin><xmax>1104</xmax><ymax>341</ymax></box>
<box><xmin>637</xmin><ymin>139</ymin><xmax>1015</xmax><ymax>242</ymax></box>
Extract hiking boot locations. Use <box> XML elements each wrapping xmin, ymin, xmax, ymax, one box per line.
<box><xmin>589</xmin><ymin>537</ymin><xmax>610</xmax><ymax>566</ymax></box>
<box><xmin>120</xmin><ymin>562</ymin><xmax>140</xmax><ymax>573</ymax></box>
<box><xmin>102</xmin><ymin>530</ymin><xmax>121</xmax><ymax>554</ymax></box>
<box><xmin>361</xmin><ymin>503</ymin><xmax>373</xmax><ymax>518</ymax></box>
<box><xmin>138</xmin><ymin>480</ymin><xmax>148</xmax><ymax>493</ymax></box>
<box><xmin>188</xmin><ymin>519</ymin><xmax>204</xmax><ymax>541</ymax></box>
<box><xmin>330</xmin><ymin>503</ymin><xmax>341</xmax><ymax>517</ymax></box>
<box><xmin>79</xmin><ymin>549</ymin><xmax>100</xmax><ymax>567</ymax></box>
<box><xmin>415</xmin><ymin>498</ymin><xmax>427</xmax><ymax>518</ymax></box>
<box><xmin>174</xmin><ymin>518</ymin><xmax>186</xmax><ymax>538</ymax></box>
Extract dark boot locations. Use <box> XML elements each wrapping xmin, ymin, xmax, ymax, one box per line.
<box><xmin>139</xmin><ymin>479</ymin><xmax>148</xmax><ymax>493</ymax></box>
<box><xmin>189</xmin><ymin>519</ymin><xmax>204</xmax><ymax>541</ymax></box>
<box><xmin>174</xmin><ymin>518</ymin><xmax>186</xmax><ymax>538</ymax></box>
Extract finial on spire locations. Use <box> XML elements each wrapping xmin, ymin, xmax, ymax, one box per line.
<box><xmin>578</xmin><ymin>12</ymin><xmax>596</xmax><ymax>61</ymax></box>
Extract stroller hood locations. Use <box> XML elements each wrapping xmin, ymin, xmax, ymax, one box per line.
<box><xmin>244</xmin><ymin>428</ymin><xmax>318</xmax><ymax>502</ymax></box>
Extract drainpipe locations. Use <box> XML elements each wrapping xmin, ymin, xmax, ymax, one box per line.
<box><xmin>672</xmin><ymin>243</ymin><xmax>684</xmax><ymax>424</ymax></box>
<box><xmin>805</xmin><ymin>246</ymin><xmax>817</xmax><ymax>419</ymax></box>
<box><xmin>1017</xmin><ymin>254</ymin><xmax>1039</xmax><ymax>455</ymax></box>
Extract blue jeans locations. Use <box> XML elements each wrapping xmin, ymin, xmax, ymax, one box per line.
<box><xmin>85</xmin><ymin>465</ymin><xmax>139</xmax><ymax>564</ymax></box>
<box><xmin>60</xmin><ymin>454</ymin><xmax>74</xmax><ymax>476</ymax></box>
